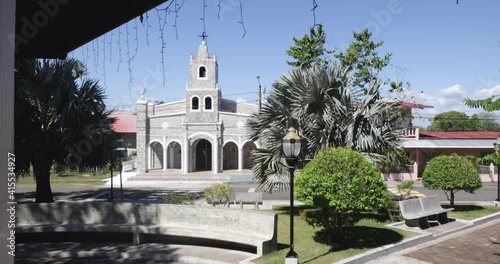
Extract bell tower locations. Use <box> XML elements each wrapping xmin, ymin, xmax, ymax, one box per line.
<box><xmin>185</xmin><ymin>41</ymin><xmax>220</xmax><ymax>123</ymax></box>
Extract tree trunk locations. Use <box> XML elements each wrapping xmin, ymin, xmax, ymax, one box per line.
<box><xmin>450</xmin><ymin>192</ymin><xmax>454</xmax><ymax>207</ymax></box>
<box><xmin>33</xmin><ymin>151</ymin><xmax>54</xmax><ymax>203</ymax></box>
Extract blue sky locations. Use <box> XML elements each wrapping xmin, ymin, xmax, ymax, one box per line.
<box><xmin>69</xmin><ymin>0</ymin><xmax>500</xmax><ymax>128</ymax></box>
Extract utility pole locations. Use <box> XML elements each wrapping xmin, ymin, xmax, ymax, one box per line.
<box><xmin>256</xmin><ymin>75</ymin><xmax>262</xmax><ymax>111</ymax></box>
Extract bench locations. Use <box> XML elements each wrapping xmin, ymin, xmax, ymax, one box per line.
<box><xmin>15</xmin><ymin>201</ymin><xmax>277</xmax><ymax>256</ymax></box>
<box><xmin>399</xmin><ymin>195</ymin><xmax>453</xmax><ymax>229</ymax></box>
<box><xmin>233</xmin><ymin>192</ymin><xmax>263</xmax><ymax>209</ymax></box>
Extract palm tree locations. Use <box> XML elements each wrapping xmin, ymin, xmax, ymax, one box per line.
<box><xmin>247</xmin><ymin>63</ymin><xmax>406</xmax><ymax>192</ymax></box>
<box><xmin>15</xmin><ymin>58</ymin><xmax>118</xmax><ymax>202</ymax></box>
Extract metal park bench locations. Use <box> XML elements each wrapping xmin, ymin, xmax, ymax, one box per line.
<box><xmin>399</xmin><ymin>195</ymin><xmax>454</xmax><ymax>229</ymax></box>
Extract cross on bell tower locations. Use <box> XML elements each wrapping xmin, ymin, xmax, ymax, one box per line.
<box><xmin>199</xmin><ymin>31</ymin><xmax>208</xmax><ymax>42</ymax></box>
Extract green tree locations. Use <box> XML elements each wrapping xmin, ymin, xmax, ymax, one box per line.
<box><xmin>428</xmin><ymin>111</ymin><xmax>474</xmax><ymax>131</ymax></box>
<box><xmin>247</xmin><ymin>63</ymin><xmax>406</xmax><ymax>191</ymax></box>
<box><xmin>15</xmin><ymin>58</ymin><xmax>118</xmax><ymax>202</ymax></box>
<box><xmin>295</xmin><ymin>147</ymin><xmax>391</xmax><ymax>241</ymax></box>
<box><xmin>286</xmin><ymin>24</ymin><xmax>330</xmax><ymax>70</ymax></box>
<box><xmin>422</xmin><ymin>154</ymin><xmax>482</xmax><ymax>206</ymax></box>
<box><xmin>472</xmin><ymin>112</ymin><xmax>500</xmax><ymax>131</ymax></box>
<box><xmin>428</xmin><ymin>111</ymin><xmax>500</xmax><ymax>132</ymax></box>
<box><xmin>465</xmin><ymin>95</ymin><xmax>500</xmax><ymax>112</ymax></box>
<box><xmin>335</xmin><ymin>28</ymin><xmax>407</xmax><ymax>98</ymax></box>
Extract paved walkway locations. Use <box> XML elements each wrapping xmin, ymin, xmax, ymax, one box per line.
<box><xmin>367</xmin><ymin>218</ymin><xmax>500</xmax><ymax>264</ymax></box>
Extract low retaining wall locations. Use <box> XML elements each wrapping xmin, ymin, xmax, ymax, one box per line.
<box><xmin>16</xmin><ymin>201</ymin><xmax>278</xmax><ymax>255</ymax></box>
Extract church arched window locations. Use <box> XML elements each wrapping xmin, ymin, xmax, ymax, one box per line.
<box><xmin>205</xmin><ymin>96</ymin><xmax>212</xmax><ymax>110</ymax></box>
<box><xmin>191</xmin><ymin>96</ymin><xmax>199</xmax><ymax>110</ymax></box>
<box><xmin>199</xmin><ymin>66</ymin><xmax>207</xmax><ymax>78</ymax></box>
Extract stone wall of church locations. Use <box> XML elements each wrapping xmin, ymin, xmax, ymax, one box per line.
<box><xmin>153</xmin><ymin>101</ymin><xmax>185</xmax><ymax>116</ymax></box>
<box><xmin>185</xmin><ymin>90</ymin><xmax>219</xmax><ymax>123</ymax></box>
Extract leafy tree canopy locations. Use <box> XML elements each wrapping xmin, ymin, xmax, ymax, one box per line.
<box><xmin>286</xmin><ymin>27</ymin><xmax>409</xmax><ymax>99</ymax></box>
<box><xmin>422</xmin><ymin>154</ymin><xmax>482</xmax><ymax>206</ymax></box>
<box><xmin>286</xmin><ymin>24</ymin><xmax>330</xmax><ymax>70</ymax></box>
<box><xmin>15</xmin><ymin>58</ymin><xmax>118</xmax><ymax>202</ymax></box>
<box><xmin>295</xmin><ymin>147</ymin><xmax>391</xmax><ymax>240</ymax></box>
<box><xmin>428</xmin><ymin>111</ymin><xmax>500</xmax><ymax>132</ymax></box>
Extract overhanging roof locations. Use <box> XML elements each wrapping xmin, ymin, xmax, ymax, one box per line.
<box><xmin>403</xmin><ymin>139</ymin><xmax>496</xmax><ymax>149</ymax></box>
<box><xmin>15</xmin><ymin>0</ymin><xmax>169</xmax><ymax>58</ymax></box>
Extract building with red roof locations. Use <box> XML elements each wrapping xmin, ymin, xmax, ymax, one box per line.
<box><xmin>109</xmin><ymin>111</ymin><xmax>137</xmax><ymax>151</ymax></box>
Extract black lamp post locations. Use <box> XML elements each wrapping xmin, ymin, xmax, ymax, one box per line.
<box><xmin>282</xmin><ymin>127</ymin><xmax>301</xmax><ymax>264</ymax></box>
<box><xmin>494</xmin><ymin>138</ymin><xmax>500</xmax><ymax>202</ymax></box>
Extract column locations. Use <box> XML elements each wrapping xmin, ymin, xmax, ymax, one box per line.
<box><xmin>238</xmin><ymin>147</ymin><xmax>243</xmax><ymax>171</ymax></box>
<box><xmin>0</xmin><ymin>1</ymin><xmax>15</xmax><ymax>263</ymax></box>
<box><xmin>213</xmin><ymin>139</ymin><xmax>219</xmax><ymax>174</ymax></box>
<box><xmin>163</xmin><ymin>147</ymin><xmax>167</xmax><ymax>171</ymax></box>
<box><xmin>183</xmin><ymin>136</ymin><xmax>189</xmax><ymax>173</ymax></box>
<box><xmin>136</xmin><ymin>99</ymin><xmax>148</xmax><ymax>173</ymax></box>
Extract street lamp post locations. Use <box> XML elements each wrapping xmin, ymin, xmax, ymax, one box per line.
<box><xmin>256</xmin><ymin>75</ymin><xmax>262</xmax><ymax>112</ymax></box>
<box><xmin>494</xmin><ymin>138</ymin><xmax>500</xmax><ymax>202</ymax></box>
<box><xmin>282</xmin><ymin>127</ymin><xmax>301</xmax><ymax>264</ymax></box>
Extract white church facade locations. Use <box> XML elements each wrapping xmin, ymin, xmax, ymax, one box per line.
<box><xmin>136</xmin><ymin>41</ymin><xmax>259</xmax><ymax>174</ymax></box>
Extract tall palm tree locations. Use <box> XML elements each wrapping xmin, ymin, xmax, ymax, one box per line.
<box><xmin>15</xmin><ymin>58</ymin><xmax>118</xmax><ymax>202</ymax></box>
<box><xmin>247</xmin><ymin>63</ymin><xmax>406</xmax><ymax>192</ymax></box>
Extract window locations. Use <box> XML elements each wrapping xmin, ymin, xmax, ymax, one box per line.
<box><xmin>205</xmin><ymin>97</ymin><xmax>212</xmax><ymax>110</ymax></box>
<box><xmin>199</xmin><ymin>66</ymin><xmax>207</xmax><ymax>78</ymax></box>
<box><xmin>192</xmin><ymin>97</ymin><xmax>199</xmax><ymax>110</ymax></box>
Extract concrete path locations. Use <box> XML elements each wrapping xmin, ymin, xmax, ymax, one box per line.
<box><xmin>367</xmin><ymin>218</ymin><xmax>500</xmax><ymax>264</ymax></box>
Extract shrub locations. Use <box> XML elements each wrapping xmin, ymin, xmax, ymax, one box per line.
<box><xmin>422</xmin><ymin>154</ymin><xmax>482</xmax><ymax>206</ymax></box>
<box><xmin>396</xmin><ymin>180</ymin><xmax>415</xmax><ymax>199</ymax></box>
<box><xmin>203</xmin><ymin>182</ymin><xmax>235</xmax><ymax>207</ymax></box>
<box><xmin>162</xmin><ymin>193</ymin><xmax>196</xmax><ymax>205</ymax></box>
<box><xmin>295</xmin><ymin>147</ymin><xmax>391</xmax><ymax>242</ymax></box>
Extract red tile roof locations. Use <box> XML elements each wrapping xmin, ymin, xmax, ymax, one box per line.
<box><xmin>109</xmin><ymin>111</ymin><xmax>136</xmax><ymax>133</ymax></box>
<box><xmin>399</xmin><ymin>101</ymin><xmax>433</xmax><ymax>109</ymax></box>
<box><xmin>419</xmin><ymin>131</ymin><xmax>500</xmax><ymax>139</ymax></box>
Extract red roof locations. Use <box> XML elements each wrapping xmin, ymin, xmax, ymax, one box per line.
<box><xmin>419</xmin><ymin>131</ymin><xmax>500</xmax><ymax>139</ymax></box>
<box><xmin>109</xmin><ymin>111</ymin><xmax>136</xmax><ymax>133</ymax></box>
<box><xmin>399</xmin><ymin>101</ymin><xmax>433</xmax><ymax>109</ymax></box>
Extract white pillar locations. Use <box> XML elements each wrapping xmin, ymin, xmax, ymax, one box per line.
<box><xmin>183</xmin><ymin>136</ymin><xmax>189</xmax><ymax>173</ymax></box>
<box><xmin>238</xmin><ymin>147</ymin><xmax>243</xmax><ymax>171</ymax></box>
<box><xmin>213</xmin><ymin>139</ymin><xmax>218</xmax><ymax>174</ymax></box>
<box><xmin>163</xmin><ymin>147</ymin><xmax>167</xmax><ymax>171</ymax></box>
<box><xmin>0</xmin><ymin>1</ymin><xmax>15</xmax><ymax>263</ymax></box>
<box><xmin>146</xmin><ymin>144</ymin><xmax>151</xmax><ymax>170</ymax></box>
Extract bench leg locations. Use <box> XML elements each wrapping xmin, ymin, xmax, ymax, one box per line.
<box><xmin>405</xmin><ymin>218</ymin><xmax>420</xmax><ymax>228</ymax></box>
<box><xmin>437</xmin><ymin>212</ymin><xmax>449</xmax><ymax>224</ymax></box>
<box><xmin>133</xmin><ymin>232</ymin><xmax>143</xmax><ymax>244</ymax></box>
<box><xmin>419</xmin><ymin>217</ymin><xmax>430</xmax><ymax>229</ymax></box>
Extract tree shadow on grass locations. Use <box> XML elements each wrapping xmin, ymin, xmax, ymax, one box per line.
<box><xmin>442</xmin><ymin>204</ymin><xmax>483</xmax><ymax>211</ymax></box>
<box><xmin>312</xmin><ymin>226</ymin><xmax>403</xmax><ymax>249</ymax></box>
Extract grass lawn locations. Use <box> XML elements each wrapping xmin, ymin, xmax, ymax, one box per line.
<box><xmin>445</xmin><ymin>204</ymin><xmax>500</xmax><ymax>220</ymax></box>
<box><xmin>16</xmin><ymin>172</ymin><xmax>111</xmax><ymax>186</ymax></box>
<box><xmin>253</xmin><ymin>204</ymin><xmax>500</xmax><ymax>264</ymax></box>
<box><xmin>252</xmin><ymin>207</ymin><xmax>419</xmax><ymax>264</ymax></box>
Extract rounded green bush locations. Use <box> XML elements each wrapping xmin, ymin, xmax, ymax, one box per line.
<box><xmin>296</xmin><ymin>147</ymin><xmax>389</xmax><ymax>212</ymax></box>
<box><xmin>422</xmin><ymin>154</ymin><xmax>481</xmax><ymax>205</ymax></box>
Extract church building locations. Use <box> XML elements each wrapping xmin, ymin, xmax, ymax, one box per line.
<box><xmin>136</xmin><ymin>41</ymin><xmax>259</xmax><ymax>174</ymax></box>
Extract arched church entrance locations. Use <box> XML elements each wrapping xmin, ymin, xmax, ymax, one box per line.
<box><xmin>194</xmin><ymin>139</ymin><xmax>212</xmax><ymax>171</ymax></box>
<box><xmin>167</xmin><ymin>141</ymin><xmax>182</xmax><ymax>169</ymax></box>
<box><xmin>242</xmin><ymin>142</ymin><xmax>257</xmax><ymax>169</ymax></box>
<box><xmin>150</xmin><ymin>141</ymin><xmax>164</xmax><ymax>170</ymax></box>
<box><xmin>223</xmin><ymin>142</ymin><xmax>238</xmax><ymax>170</ymax></box>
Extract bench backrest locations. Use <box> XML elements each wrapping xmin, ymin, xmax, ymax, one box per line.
<box><xmin>16</xmin><ymin>201</ymin><xmax>277</xmax><ymax>239</ymax></box>
<box><xmin>234</xmin><ymin>192</ymin><xmax>262</xmax><ymax>203</ymax></box>
<box><xmin>420</xmin><ymin>195</ymin><xmax>445</xmax><ymax>212</ymax></box>
<box><xmin>399</xmin><ymin>198</ymin><xmax>425</xmax><ymax>218</ymax></box>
